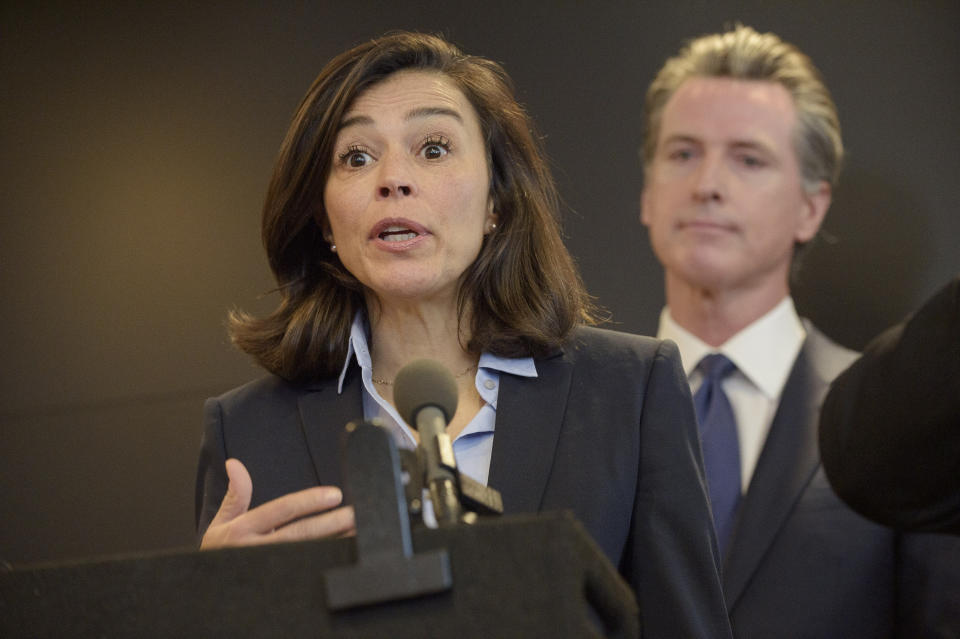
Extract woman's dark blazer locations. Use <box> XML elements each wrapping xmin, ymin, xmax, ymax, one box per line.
<box><xmin>196</xmin><ymin>326</ymin><xmax>732</xmax><ymax>638</ymax></box>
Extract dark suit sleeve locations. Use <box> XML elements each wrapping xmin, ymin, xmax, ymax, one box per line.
<box><xmin>896</xmin><ymin>532</ymin><xmax>960</xmax><ymax>636</ymax></box>
<box><xmin>820</xmin><ymin>276</ymin><xmax>960</xmax><ymax>534</ymax></box>
<box><xmin>194</xmin><ymin>396</ymin><xmax>229</xmax><ymax>543</ymax></box>
<box><xmin>627</xmin><ymin>340</ymin><xmax>731</xmax><ymax>638</ymax></box>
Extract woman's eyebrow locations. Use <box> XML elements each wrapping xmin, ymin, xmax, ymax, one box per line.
<box><xmin>336</xmin><ymin>114</ymin><xmax>373</xmax><ymax>131</ymax></box>
<box><xmin>404</xmin><ymin>106</ymin><xmax>462</xmax><ymax>123</ymax></box>
<box><xmin>337</xmin><ymin>106</ymin><xmax>463</xmax><ymax>132</ymax></box>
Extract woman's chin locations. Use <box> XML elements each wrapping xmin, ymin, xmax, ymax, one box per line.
<box><xmin>365</xmin><ymin>277</ymin><xmax>459</xmax><ymax>309</ymax></box>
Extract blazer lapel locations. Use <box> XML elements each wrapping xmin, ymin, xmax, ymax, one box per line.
<box><xmin>487</xmin><ymin>349</ymin><xmax>573</xmax><ymax>514</ymax></box>
<box><xmin>297</xmin><ymin>363</ymin><xmax>365</xmax><ymax>488</ymax></box>
<box><xmin>722</xmin><ymin>338</ymin><xmax>825</xmax><ymax>606</ymax></box>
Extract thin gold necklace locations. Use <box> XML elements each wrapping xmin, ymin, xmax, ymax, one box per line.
<box><xmin>371</xmin><ymin>362</ymin><xmax>478</xmax><ymax>386</ymax></box>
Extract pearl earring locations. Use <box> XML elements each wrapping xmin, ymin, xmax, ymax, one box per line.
<box><xmin>330</xmin><ymin>243</ymin><xmax>337</xmax><ymax>253</ymax></box>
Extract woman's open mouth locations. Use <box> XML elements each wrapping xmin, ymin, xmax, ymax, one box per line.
<box><xmin>378</xmin><ymin>226</ymin><xmax>419</xmax><ymax>242</ymax></box>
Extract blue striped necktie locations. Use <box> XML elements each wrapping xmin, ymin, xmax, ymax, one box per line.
<box><xmin>693</xmin><ymin>353</ymin><xmax>742</xmax><ymax>555</ymax></box>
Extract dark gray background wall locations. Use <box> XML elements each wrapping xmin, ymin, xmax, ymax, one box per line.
<box><xmin>2</xmin><ymin>1</ymin><xmax>958</xmax><ymax>565</ymax></box>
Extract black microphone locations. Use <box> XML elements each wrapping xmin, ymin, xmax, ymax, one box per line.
<box><xmin>394</xmin><ymin>359</ymin><xmax>463</xmax><ymax>526</ymax></box>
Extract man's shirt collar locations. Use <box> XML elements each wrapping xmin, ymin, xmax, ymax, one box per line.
<box><xmin>657</xmin><ymin>296</ymin><xmax>806</xmax><ymax>399</ymax></box>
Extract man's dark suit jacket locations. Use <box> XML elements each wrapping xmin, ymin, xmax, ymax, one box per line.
<box><xmin>725</xmin><ymin>323</ymin><xmax>960</xmax><ymax>638</ymax></box>
<box><xmin>820</xmin><ymin>276</ymin><xmax>960</xmax><ymax>534</ymax></box>
<box><xmin>196</xmin><ymin>326</ymin><xmax>733</xmax><ymax>638</ymax></box>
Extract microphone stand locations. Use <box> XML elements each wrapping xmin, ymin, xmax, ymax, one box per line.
<box><xmin>414</xmin><ymin>405</ymin><xmax>464</xmax><ymax>526</ymax></box>
<box><xmin>324</xmin><ymin>419</ymin><xmax>452</xmax><ymax>610</ymax></box>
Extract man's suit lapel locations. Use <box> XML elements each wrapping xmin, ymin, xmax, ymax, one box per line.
<box><xmin>487</xmin><ymin>349</ymin><xmax>572</xmax><ymax>514</ymax></box>
<box><xmin>722</xmin><ymin>336</ymin><xmax>826</xmax><ymax>606</ymax></box>
<box><xmin>296</xmin><ymin>363</ymin><xmax>365</xmax><ymax>488</ymax></box>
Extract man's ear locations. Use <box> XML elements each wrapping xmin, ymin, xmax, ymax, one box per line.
<box><xmin>640</xmin><ymin>186</ymin><xmax>652</xmax><ymax>227</ymax></box>
<box><xmin>795</xmin><ymin>181</ymin><xmax>831</xmax><ymax>243</ymax></box>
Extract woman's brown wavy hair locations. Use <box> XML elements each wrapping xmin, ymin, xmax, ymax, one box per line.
<box><xmin>230</xmin><ymin>32</ymin><xmax>598</xmax><ymax>383</ymax></box>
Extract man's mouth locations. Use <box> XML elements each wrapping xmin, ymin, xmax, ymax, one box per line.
<box><xmin>681</xmin><ymin>218</ymin><xmax>735</xmax><ymax>232</ymax></box>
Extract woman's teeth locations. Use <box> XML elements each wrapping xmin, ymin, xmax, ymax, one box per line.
<box><xmin>379</xmin><ymin>226</ymin><xmax>418</xmax><ymax>241</ymax></box>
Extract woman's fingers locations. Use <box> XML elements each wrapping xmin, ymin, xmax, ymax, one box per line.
<box><xmin>271</xmin><ymin>505</ymin><xmax>356</xmax><ymax>543</ymax></box>
<box><xmin>206</xmin><ymin>459</ymin><xmax>254</xmax><ymax>530</ymax></box>
<box><xmin>200</xmin><ymin>459</ymin><xmax>350</xmax><ymax>549</ymax></box>
<box><xmin>248</xmin><ymin>486</ymin><xmax>345</xmax><ymax>534</ymax></box>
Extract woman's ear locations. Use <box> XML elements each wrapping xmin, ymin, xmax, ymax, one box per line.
<box><xmin>484</xmin><ymin>199</ymin><xmax>499</xmax><ymax>235</ymax></box>
<box><xmin>317</xmin><ymin>212</ymin><xmax>333</xmax><ymax>243</ymax></box>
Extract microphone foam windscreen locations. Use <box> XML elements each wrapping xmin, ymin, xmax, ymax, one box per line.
<box><xmin>393</xmin><ymin>359</ymin><xmax>459</xmax><ymax>427</ymax></box>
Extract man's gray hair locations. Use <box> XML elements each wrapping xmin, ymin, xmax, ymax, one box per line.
<box><xmin>642</xmin><ymin>25</ymin><xmax>843</xmax><ymax>191</ymax></box>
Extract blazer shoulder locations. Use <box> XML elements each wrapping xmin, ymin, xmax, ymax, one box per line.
<box><xmin>558</xmin><ymin>326</ymin><xmax>685</xmax><ymax>392</ymax></box>
<box><xmin>207</xmin><ymin>374</ymin><xmax>315</xmax><ymax>415</ymax></box>
<box><xmin>801</xmin><ymin>320</ymin><xmax>859</xmax><ymax>383</ymax></box>
<box><xmin>567</xmin><ymin>324</ymin><xmax>674</xmax><ymax>361</ymax></box>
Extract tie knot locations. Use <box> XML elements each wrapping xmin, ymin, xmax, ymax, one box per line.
<box><xmin>698</xmin><ymin>353</ymin><xmax>736</xmax><ymax>382</ymax></box>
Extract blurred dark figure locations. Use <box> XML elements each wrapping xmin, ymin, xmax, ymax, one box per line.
<box><xmin>820</xmin><ymin>275</ymin><xmax>960</xmax><ymax>535</ymax></box>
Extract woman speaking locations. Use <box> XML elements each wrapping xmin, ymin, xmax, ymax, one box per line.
<box><xmin>195</xmin><ymin>31</ymin><xmax>729</xmax><ymax>637</ymax></box>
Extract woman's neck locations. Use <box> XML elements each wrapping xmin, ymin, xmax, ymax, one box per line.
<box><xmin>366</xmin><ymin>297</ymin><xmax>483</xmax><ymax>441</ymax></box>
<box><xmin>367</xmin><ymin>299</ymin><xmax>474</xmax><ymax>380</ymax></box>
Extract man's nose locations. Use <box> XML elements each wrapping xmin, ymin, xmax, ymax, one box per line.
<box><xmin>692</xmin><ymin>153</ymin><xmax>725</xmax><ymax>202</ymax></box>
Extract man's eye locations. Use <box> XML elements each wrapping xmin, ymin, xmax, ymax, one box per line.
<box><xmin>740</xmin><ymin>154</ymin><xmax>765</xmax><ymax>168</ymax></box>
<box><xmin>669</xmin><ymin>149</ymin><xmax>694</xmax><ymax>161</ymax></box>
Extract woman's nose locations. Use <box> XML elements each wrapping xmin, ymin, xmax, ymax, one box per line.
<box><xmin>378</xmin><ymin>184</ymin><xmax>412</xmax><ymax>197</ymax></box>
<box><xmin>375</xmin><ymin>154</ymin><xmax>417</xmax><ymax>199</ymax></box>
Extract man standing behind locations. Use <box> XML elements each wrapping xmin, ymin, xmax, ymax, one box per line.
<box><xmin>640</xmin><ymin>25</ymin><xmax>959</xmax><ymax>637</ymax></box>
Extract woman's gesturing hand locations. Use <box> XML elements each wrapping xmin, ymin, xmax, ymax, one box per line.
<box><xmin>200</xmin><ymin>458</ymin><xmax>355</xmax><ymax>549</ymax></box>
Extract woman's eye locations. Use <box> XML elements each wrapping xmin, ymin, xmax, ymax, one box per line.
<box><xmin>338</xmin><ymin>146</ymin><xmax>373</xmax><ymax>168</ymax></box>
<box><xmin>739</xmin><ymin>154</ymin><xmax>765</xmax><ymax>168</ymax></box>
<box><xmin>348</xmin><ymin>152</ymin><xmax>369</xmax><ymax>167</ymax></box>
<box><xmin>669</xmin><ymin>148</ymin><xmax>694</xmax><ymax>162</ymax></box>
<box><xmin>420</xmin><ymin>137</ymin><xmax>450</xmax><ymax>160</ymax></box>
<box><xmin>423</xmin><ymin>145</ymin><xmax>445</xmax><ymax>160</ymax></box>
